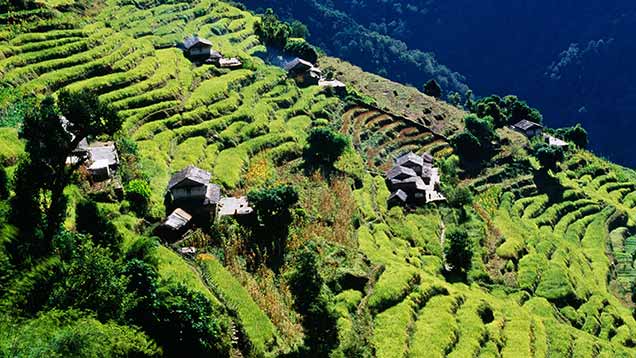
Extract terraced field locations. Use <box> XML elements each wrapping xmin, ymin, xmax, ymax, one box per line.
<box><xmin>351</xmin><ymin>167</ymin><xmax>636</xmax><ymax>357</ymax></box>
<box><xmin>5</xmin><ymin>1</ymin><xmax>636</xmax><ymax>357</ymax></box>
<box><xmin>1</xmin><ymin>1</ymin><xmax>340</xmax><ymax>355</ymax></box>
<box><xmin>341</xmin><ymin>104</ymin><xmax>451</xmax><ymax>170</ymax></box>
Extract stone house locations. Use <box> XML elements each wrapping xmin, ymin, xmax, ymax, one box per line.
<box><xmin>285</xmin><ymin>58</ymin><xmax>321</xmax><ymax>86</ymax></box>
<box><xmin>184</xmin><ymin>36</ymin><xmax>213</xmax><ymax>59</ymax></box>
<box><xmin>512</xmin><ymin>119</ymin><xmax>543</xmax><ymax>138</ymax></box>
<box><xmin>165</xmin><ymin>165</ymin><xmax>221</xmax><ymax>220</ymax></box>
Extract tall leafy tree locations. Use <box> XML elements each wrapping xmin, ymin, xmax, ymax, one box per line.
<box><xmin>288</xmin><ymin>242</ymin><xmax>339</xmax><ymax>356</ymax></box>
<box><xmin>9</xmin><ymin>91</ymin><xmax>120</xmax><ymax>263</ymax></box>
<box><xmin>444</xmin><ymin>226</ymin><xmax>472</xmax><ymax>273</ymax></box>
<box><xmin>303</xmin><ymin>127</ymin><xmax>349</xmax><ymax>174</ymax></box>
<box><xmin>424</xmin><ymin>79</ymin><xmax>442</xmax><ymax>98</ymax></box>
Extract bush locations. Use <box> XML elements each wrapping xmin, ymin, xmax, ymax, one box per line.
<box><xmin>254</xmin><ymin>8</ymin><xmax>290</xmax><ymax>48</ymax></box>
<box><xmin>534</xmin><ymin>143</ymin><xmax>565</xmax><ymax>172</ymax></box>
<box><xmin>424</xmin><ymin>79</ymin><xmax>442</xmax><ymax>98</ymax></box>
<box><xmin>444</xmin><ymin>226</ymin><xmax>472</xmax><ymax>273</ymax></box>
<box><xmin>0</xmin><ymin>165</ymin><xmax>7</xmax><ymax>200</ymax></box>
<box><xmin>125</xmin><ymin>179</ymin><xmax>151</xmax><ymax>216</ymax></box>
<box><xmin>303</xmin><ymin>127</ymin><xmax>350</xmax><ymax>173</ymax></box>
<box><xmin>149</xmin><ymin>283</ymin><xmax>231</xmax><ymax>357</ymax></box>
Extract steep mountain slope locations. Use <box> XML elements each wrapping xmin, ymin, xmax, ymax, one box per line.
<box><xmin>242</xmin><ymin>0</ymin><xmax>636</xmax><ymax>167</ymax></box>
<box><xmin>2</xmin><ymin>1</ymin><xmax>636</xmax><ymax>357</ymax></box>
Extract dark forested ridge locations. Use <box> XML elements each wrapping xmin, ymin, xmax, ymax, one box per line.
<box><xmin>242</xmin><ymin>0</ymin><xmax>636</xmax><ymax>167</ymax></box>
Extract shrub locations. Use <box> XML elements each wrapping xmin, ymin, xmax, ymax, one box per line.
<box><xmin>0</xmin><ymin>165</ymin><xmax>7</xmax><ymax>200</ymax></box>
<box><xmin>423</xmin><ymin>79</ymin><xmax>442</xmax><ymax>98</ymax></box>
<box><xmin>125</xmin><ymin>179</ymin><xmax>151</xmax><ymax>216</ymax></box>
<box><xmin>444</xmin><ymin>226</ymin><xmax>472</xmax><ymax>273</ymax></box>
<box><xmin>303</xmin><ymin>127</ymin><xmax>350</xmax><ymax>173</ymax></box>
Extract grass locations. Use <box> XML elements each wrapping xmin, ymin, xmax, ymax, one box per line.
<box><xmin>198</xmin><ymin>254</ymin><xmax>279</xmax><ymax>356</ymax></box>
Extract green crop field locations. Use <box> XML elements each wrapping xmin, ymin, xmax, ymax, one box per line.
<box><xmin>4</xmin><ymin>0</ymin><xmax>636</xmax><ymax>356</ymax></box>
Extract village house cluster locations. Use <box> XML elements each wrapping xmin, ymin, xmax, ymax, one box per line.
<box><xmin>386</xmin><ymin>152</ymin><xmax>446</xmax><ymax>207</ymax></box>
<box><xmin>155</xmin><ymin>165</ymin><xmax>253</xmax><ymax>242</ymax></box>
<box><xmin>182</xmin><ymin>35</ymin><xmax>243</xmax><ymax>69</ymax></box>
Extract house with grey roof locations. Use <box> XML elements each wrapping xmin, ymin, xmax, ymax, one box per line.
<box><xmin>396</xmin><ymin>152</ymin><xmax>425</xmax><ymax>175</ymax></box>
<box><xmin>285</xmin><ymin>58</ymin><xmax>321</xmax><ymax>86</ymax></box>
<box><xmin>86</xmin><ymin>142</ymin><xmax>119</xmax><ymax>181</ymax></box>
<box><xmin>387</xmin><ymin>165</ymin><xmax>417</xmax><ymax>181</ymax></box>
<box><xmin>184</xmin><ymin>36</ymin><xmax>213</xmax><ymax>59</ymax></box>
<box><xmin>512</xmin><ymin>119</ymin><xmax>543</xmax><ymax>138</ymax></box>
<box><xmin>154</xmin><ymin>208</ymin><xmax>193</xmax><ymax>242</ymax></box>
<box><xmin>166</xmin><ymin>165</ymin><xmax>221</xmax><ymax>219</ymax></box>
<box><xmin>385</xmin><ymin>151</ymin><xmax>445</xmax><ymax>207</ymax></box>
<box><xmin>388</xmin><ymin>189</ymin><xmax>408</xmax><ymax>208</ymax></box>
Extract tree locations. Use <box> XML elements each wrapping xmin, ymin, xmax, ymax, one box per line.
<box><xmin>303</xmin><ymin>127</ymin><xmax>349</xmax><ymax>173</ymax></box>
<box><xmin>49</xmin><ymin>235</ymin><xmax>130</xmax><ymax>322</ymax></box>
<box><xmin>447</xmin><ymin>185</ymin><xmax>473</xmax><ymax>222</ymax></box>
<box><xmin>247</xmin><ymin>185</ymin><xmax>299</xmax><ymax>268</ymax></box>
<box><xmin>287</xmin><ymin>242</ymin><xmax>339</xmax><ymax>356</ymax></box>
<box><xmin>450</xmin><ymin>131</ymin><xmax>481</xmax><ymax>163</ymax></box>
<box><xmin>464</xmin><ymin>114</ymin><xmax>496</xmax><ymax>147</ymax></box>
<box><xmin>254</xmin><ymin>8</ymin><xmax>291</xmax><ymax>48</ymax></box>
<box><xmin>284</xmin><ymin>38</ymin><xmax>319</xmax><ymax>63</ymax></box>
<box><xmin>75</xmin><ymin>200</ymin><xmax>122</xmax><ymax>253</ymax></box>
<box><xmin>11</xmin><ymin>91</ymin><xmax>120</xmax><ymax>251</ymax></box>
<box><xmin>444</xmin><ymin>226</ymin><xmax>472</xmax><ymax>273</ymax></box>
<box><xmin>475</xmin><ymin>101</ymin><xmax>505</xmax><ymax>127</ymax></box>
<box><xmin>534</xmin><ymin>143</ymin><xmax>565</xmax><ymax>172</ymax></box>
<box><xmin>125</xmin><ymin>179</ymin><xmax>151</xmax><ymax>216</ymax></box>
<box><xmin>464</xmin><ymin>89</ymin><xmax>474</xmax><ymax>111</ymax></box>
<box><xmin>149</xmin><ymin>283</ymin><xmax>231</xmax><ymax>357</ymax></box>
<box><xmin>0</xmin><ymin>165</ymin><xmax>8</xmax><ymax>200</ymax></box>
<box><xmin>424</xmin><ymin>79</ymin><xmax>442</xmax><ymax>98</ymax></box>
<box><xmin>564</xmin><ymin>123</ymin><xmax>588</xmax><ymax>148</ymax></box>
<box><xmin>290</xmin><ymin>19</ymin><xmax>310</xmax><ymax>38</ymax></box>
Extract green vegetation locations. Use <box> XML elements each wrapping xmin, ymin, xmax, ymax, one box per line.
<box><xmin>2</xmin><ymin>1</ymin><xmax>636</xmax><ymax>357</ymax></box>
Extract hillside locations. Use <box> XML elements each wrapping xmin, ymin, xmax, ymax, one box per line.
<box><xmin>242</xmin><ymin>0</ymin><xmax>636</xmax><ymax>168</ymax></box>
<box><xmin>2</xmin><ymin>1</ymin><xmax>636</xmax><ymax>357</ymax></box>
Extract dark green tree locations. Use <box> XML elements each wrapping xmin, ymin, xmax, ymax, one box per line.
<box><xmin>450</xmin><ymin>131</ymin><xmax>481</xmax><ymax>163</ymax></box>
<box><xmin>447</xmin><ymin>185</ymin><xmax>473</xmax><ymax>222</ymax></box>
<box><xmin>464</xmin><ymin>89</ymin><xmax>474</xmax><ymax>111</ymax></box>
<box><xmin>125</xmin><ymin>179</ymin><xmax>151</xmax><ymax>217</ymax></box>
<box><xmin>504</xmin><ymin>95</ymin><xmax>543</xmax><ymax>125</ymax></box>
<box><xmin>254</xmin><ymin>8</ymin><xmax>291</xmax><ymax>48</ymax></box>
<box><xmin>288</xmin><ymin>242</ymin><xmax>339</xmax><ymax>356</ymax></box>
<box><xmin>564</xmin><ymin>123</ymin><xmax>589</xmax><ymax>148</ymax></box>
<box><xmin>534</xmin><ymin>143</ymin><xmax>565</xmax><ymax>172</ymax></box>
<box><xmin>303</xmin><ymin>127</ymin><xmax>349</xmax><ymax>173</ymax></box>
<box><xmin>424</xmin><ymin>79</ymin><xmax>442</xmax><ymax>98</ymax></box>
<box><xmin>475</xmin><ymin>101</ymin><xmax>505</xmax><ymax>127</ymax></box>
<box><xmin>444</xmin><ymin>226</ymin><xmax>472</xmax><ymax>273</ymax></box>
<box><xmin>149</xmin><ymin>283</ymin><xmax>231</xmax><ymax>357</ymax></box>
<box><xmin>290</xmin><ymin>19</ymin><xmax>310</xmax><ymax>38</ymax></box>
<box><xmin>49</xmin><ymin>235</ymin><xmax>130</xmax><ymax>322</ymax></box>
<box><xmin>0</xmin><ymin>165</ymin><xmax>8</xmax><ymax>200</ymax></box>
<box><xmin>284</xmin><ymin>38</ymin><xmax>319</xmax><ymax>63</ymax></box>
<box><xmin>248</xmin><ymin>185</ymin><xmax>299</xmax><ymax>268</ymax></box>
<box><xmin>10</xmin><ymin>91</ymin><xmax>120</xmax><ymax>258</ymax></box>
<box><xmin>464</xmin><ymin>114</ymin><xmax>496</xmax><ymax>148</ymax></box>
<box><xmin>76</xmin><ymin>200</ymin><xmax>122</xmax><ymax>254</ymax></box>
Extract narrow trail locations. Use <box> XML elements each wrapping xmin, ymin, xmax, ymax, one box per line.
<box><xmin>440</xmin><ymin>221</ymin><xmax>451</xmax><ymax>271</ymax></box>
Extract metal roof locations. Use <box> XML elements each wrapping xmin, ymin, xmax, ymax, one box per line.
<box><xmin>164</xmin><ymin>208</ymin><xmax>192</xmax><ymax>230</ymax></box>
<box><xmin>183</xmin><ymin>36</ymin><xmax>212</xmax><ymax>50</ymax></box>
<box><xmin>512</xmin><ymin>119</ymin><xmax>543</xmax><ymax>131</ymax></box>
<box><xmin>386</xmin><ymin>165</ymin><xmax>417</xmax><ymax>180</ymax></box>
<box><xmin>388</xmin><ymin>189</ymin><xmax>408</xmax><ymax>202</ymax></box>
<box><xmin>168</xmin><ymin>165</ymin><xmax>212</xmax><ymax>189</ymax></box>
<box><xmin>396</xmin><ymin>152</ymin><xmax>424</xmax><ymax>167</ymax></box>
<box><xmin>88</xmin><ymin>142</ymin><xmax>118</xmax><ymax>167</ymax></box>
<box><xmin>284</xmin><ymin>58</ymin><xmax>313</xmax><ymax>72</ymax></box>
